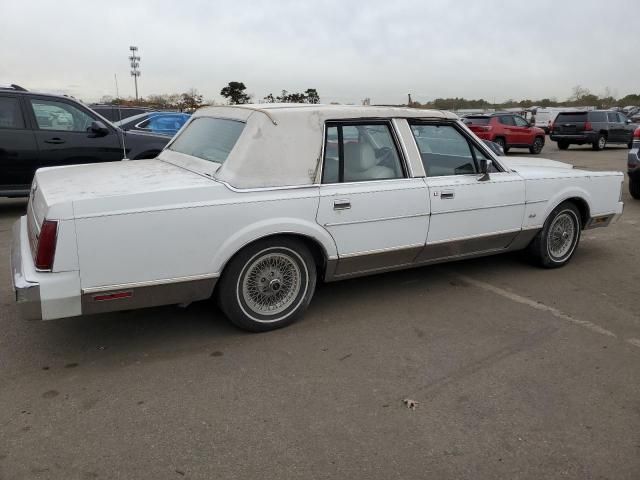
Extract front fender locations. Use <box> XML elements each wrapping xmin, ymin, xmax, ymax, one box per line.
<box><xmin>211</xmin><ymin>217</ymin><xmax>338</xmax><ymax>274</ymax></box>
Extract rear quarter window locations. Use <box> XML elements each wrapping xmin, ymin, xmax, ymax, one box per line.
<box><xmin>589</xmin><ymin>112</ymin><xmax>606</xmax><ymax>122</ymax></box>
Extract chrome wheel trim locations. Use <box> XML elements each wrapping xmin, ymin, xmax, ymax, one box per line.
<box><xmin>546</xmin><ymin>210</ymin><xmax>578</xmax><ymax>261</ymax></box>
<box><xmin>237</xmin><ymin>247</ymin><xmax>308</xmax><ymax>323</ymax></box>
<box><xmin>598</xmin><ymin>136</ymin><xmax>606</xmax><ymax>149</ymax></box>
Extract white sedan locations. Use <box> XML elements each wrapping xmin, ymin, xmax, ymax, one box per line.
<box><xmin>11</xmin><ymin>105</ymin><xmax>624</xmax><ymax>331</ymax></box>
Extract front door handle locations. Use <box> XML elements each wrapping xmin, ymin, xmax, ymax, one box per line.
<box><xmin>441</xmin><ymin>192</ymin><xmax>455</xmax><ymax>200</ymax></box>
<box><xmin>333</xmin><ymin>199</ymin><xmax>351</xmax><ymax>210</ymax></box>
<box><xmin>44</xmin><ymin>138</ymin><xmax>65</xmax><ymax>144</ymax></box>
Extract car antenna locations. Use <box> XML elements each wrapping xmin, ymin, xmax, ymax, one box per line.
<box><xmin>114</xmin><ymin>73</ymin><xmax>129</xmax><ymax>161</ymax></box>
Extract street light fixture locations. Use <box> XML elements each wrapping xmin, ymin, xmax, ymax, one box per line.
<box><xmin>129</xmin><ymin>46</ymin><xmax>141</xmax><ymax>101</ymax></box>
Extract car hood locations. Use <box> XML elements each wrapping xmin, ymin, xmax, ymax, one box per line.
<box><xmin>32</xmin><ymin>159</ymin><xmax>216</xmax><ymax>220</ymax></box>
<box><xmin>501</xmin><ymin>157</ymin><xmax>574</xmax><ymax>171</ymax></box>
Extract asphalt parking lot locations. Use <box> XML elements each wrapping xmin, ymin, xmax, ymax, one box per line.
<box><xmin>1</xmin><ymin>142</ymin><xmax>638</xmax><ymax>480</ymax></box>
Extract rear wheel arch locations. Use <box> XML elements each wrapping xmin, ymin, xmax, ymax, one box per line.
<box><xmin>556</xmin><ymin>196</ymin><xmax>590</xmax><ymax>229</ymax></box>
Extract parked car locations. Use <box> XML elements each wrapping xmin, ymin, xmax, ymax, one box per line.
<box><xmin>0</xmin><ymin>85</ymin><xmax>170</xmax><ymax>197</ymax></box>
<box><xmin>114</xmin><ymin>112</ymin><xmax>191</xmax><ymax>137</ymax></box>
<box><xmin>88</xmin><ymin>104</ymin><xmax>154</xmax><ymax>121</ymax></box>
<box><xmin>532</xmin><ymin>108</ymin><xmax>568</xmax><ymax>134</ymax></box>
<box><xmin>628</xmin><ymin>127</ymin><xmax>640</xmax><ymax>199</ymax></box>
<box><xmin>463</xmin><ymin>113</ymin><xmax>546</xmax><ymax>154</ymax></box>
<box><xmin>483</xmin><ymin>139</ymin><xmax>505</xmax><ymax>156</ymax></box>
<box><xmin>550</xmin><ymin>110</ymin><xmax>637</xmax><ymax>151</ymax></box>
<box><xmin>11</xmin><ymin>105</ymin><xmax>623</xmax><ymax>332</ymax></box>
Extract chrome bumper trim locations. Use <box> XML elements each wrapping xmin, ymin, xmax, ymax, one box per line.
<box><xmin>11</xmin><ymin>219</ymin><xmax>42</xmax><ymax>321</ymax></box>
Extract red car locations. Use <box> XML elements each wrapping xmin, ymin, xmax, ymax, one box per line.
<box><xmin>463</xmin><ymin>113</ymin><xmax>546</xmax><ymax>154</ymax></box>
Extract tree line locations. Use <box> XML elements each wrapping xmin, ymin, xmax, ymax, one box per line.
<box><xmin>99</xmin><ymin>83</ymin><xmax>640</xmax><ymax>111</ymax></box>
<box><xmin>416</xmin><ymin>86</ymin><xmax>640</xmax><ymax>111</ymax></box>
<box><xmin>99</xmin><ymin>82</ymin><xmax>321</xmax><ymax>110</ymax></box>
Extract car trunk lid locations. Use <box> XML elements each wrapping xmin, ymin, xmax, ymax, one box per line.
<box><xmin>554</xmin><ymin>112</ymin><xmax>588</xmax><ymax>134</ymax></box>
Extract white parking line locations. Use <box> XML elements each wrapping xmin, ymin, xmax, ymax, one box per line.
<box><xmin>456</xmin><ymin>274</ymin><xmax>619</xmax><ymax>339</ymax></box>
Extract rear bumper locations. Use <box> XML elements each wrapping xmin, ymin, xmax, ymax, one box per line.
<box><xmin>550</xmin><ymin>132</ymin><xmax>597</xmax><ymax>143</ymax></box>
<box><xmin>10</xmin><ymin>217</ymin><xmax>42</xmax><ymax>320</ymax></box>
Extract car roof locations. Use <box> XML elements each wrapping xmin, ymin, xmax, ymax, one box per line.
<box><xmin>196</xmin><ymin>103</ymin><xmax>457</xmax><ymax>122</ymax></box>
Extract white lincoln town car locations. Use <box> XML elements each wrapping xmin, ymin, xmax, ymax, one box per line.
<box><xmin>11</xmin><ymin>105</ymin><xmax>624</xmax><ymax>331</ymax></box>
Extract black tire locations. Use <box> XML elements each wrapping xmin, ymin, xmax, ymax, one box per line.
<box><xmin>629</xmin><ymin>142</ymin><xmax>634</xmax><ymax>149</ymax></box>
<box><xmin>529</xmin><ymin>136</ymin><xmax>544</xmax><ymax>154</ymax></box>
<box><xmin>557</xmin><ymin>141</ymin><xmax>569</xmax><ymax>150</ymax></box>
<box><xmin>592</xmin><ymin>134</ymin><xmax>606</xmax><ymax>151</ymax></box>
<box><xmin>630</xmin><ymin>178</ymin><xmax>640</xmax><ymax>200</ymax></box>
<box><xmin>527</xmin><ymin>202</ymin><xmax>582</xmax><ymax>268</ymax></box>
<box><xmin>494</xmin><ymin>137</ymin><xmax>506</xmax><ymax>152</ymax></box>
<box><xmin>218</xmin><ymin>237</ymin><xmax>317</xmax><ymax>332</ymax></box>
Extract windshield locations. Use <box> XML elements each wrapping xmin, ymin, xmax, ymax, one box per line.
<box><xmin>168</xmin><ymin>117</ymin><xmax>245</xmax><ymax>164</ymax></box>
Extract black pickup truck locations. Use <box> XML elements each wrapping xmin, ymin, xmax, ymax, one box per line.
<box><xmin>0</xmin><ymin>85</ymin><xmax>170</xmax><ymax>197</ymax></box>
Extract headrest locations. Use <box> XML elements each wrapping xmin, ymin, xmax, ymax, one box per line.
<box><xmin>344</xmin><ymin>142</ymin><xmax>377</xmax><ymax>172</ymax></box>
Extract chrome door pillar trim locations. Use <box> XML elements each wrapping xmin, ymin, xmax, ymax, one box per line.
<box><xmin>392</xmin><ymin>118</ymin><xmax>425</xmax><ymax>178</ymax></box>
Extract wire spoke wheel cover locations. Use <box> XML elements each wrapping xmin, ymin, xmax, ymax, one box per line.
<box><xmin>546</xmin><ymin>210</ymin><xmax>578</xmax><ymax>261</ymax></box>
<box><xmin>238</xmin><ymin>247</ymin><xmax>308</xmax><ymax>323</ymax></box>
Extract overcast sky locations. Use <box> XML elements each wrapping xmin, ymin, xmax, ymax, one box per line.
<box><xmin>1</xmin><ymin>0</ymin><xmax>637</xmax><ymax>105</ymax></box>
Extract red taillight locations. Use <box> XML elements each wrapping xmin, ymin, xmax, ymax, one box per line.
<box><xmin>634</xmin><ymin>127</ymin><xmax>640</xmax><ymax>139</ymax></box>
<box><xmin>35</xmin><ymin>220</ymin><xmax>58</xmax><ymax>270</ymax></box>
<box><xmin>584</xmin><ymin>121</ymin><xmax>592</xmax><ymax>131</ymax></box>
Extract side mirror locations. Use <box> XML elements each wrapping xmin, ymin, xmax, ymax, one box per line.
<box><xmin>626</xmin><ymin>119</ymin><xmax>632</xmax><ymax>124</ymax></box>
<box><xmin>89</xmin><ymin>120</ymin><xmax>109</xmax><ymax>136</ymax></box>
<box><xmin>478</xmin><ymin>159</ymin><xmax>492</xmax><ymax>182</ymax></box>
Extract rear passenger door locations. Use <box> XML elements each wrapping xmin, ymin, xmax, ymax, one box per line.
<box><xmin>0</xmin><ymin>94</ymin><xmax>39</xmax><ymax>191</ymax></box>
<box><xmin>607</xmin><ymin>112</ymin><xmax>623</xmax><ymax>142</ymax></box>
<box><xmin>316</xmin><ymin>121</ymin><xmax>429</xmax><ymax>278</ymax></box>
<box><xmin>26</xmin><ymin>96</ymin><xmax>124</xmax><ymax>169</ymax></box>
<box><xmin>409</xmin><ymin>121</ymin><xmax>525</xmax><ymax>260</ymax></box>
<box><xmin>498</xmin><ymin>115</ymin><xmax>518</xmax><ymax>145</ymax></box>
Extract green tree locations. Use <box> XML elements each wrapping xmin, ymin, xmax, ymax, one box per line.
<box><xmin>220</xmin><ymin>82</ymin><xmax>251</xmax><ymax>105</ymax></box>
<box><xmin>305</xmin><ymin>88</ymin><xmax>320</xmax><ymax>104</ymax></box>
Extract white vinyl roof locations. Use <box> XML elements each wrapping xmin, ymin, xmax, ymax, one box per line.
<box><xmin>182</xmin><ymin>104</ymin><xmax>457</xmax><ymax>189</ymax></box>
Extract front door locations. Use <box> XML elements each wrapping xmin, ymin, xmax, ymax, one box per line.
<box><xmin>316</xmin><ymin>121</ymin><xmax>429</xmax><ymax>278</ymax></box>
<box><xmin>512</xmin><ymin>114</ymin><xmax>534</xmax><ymax>145</ymax></box>
<box><xmin>407</xmin><ymin>121</ymin><xmax>525</xmax><ymax>262</ymax></box>
<box><xmin>0</xmin><ymin>94</ymin><xmax>39</xmax><ymax>192</ymax></box>
<box><xmin>26</xmin><ymin>96</ymin><xmax>124</xmax><ymax>169</ymax></box>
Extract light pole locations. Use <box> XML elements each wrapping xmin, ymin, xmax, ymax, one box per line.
<box><xmin>129</xmin><ymin>46</ymin><xmax>141</xmax><ymax>101</ymax></box>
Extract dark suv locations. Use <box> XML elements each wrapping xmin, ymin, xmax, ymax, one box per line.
<box><xmin>0</xmin><ymin>85</ymin><xmax>170</xmax><ymax>197</ymax></box>
<box><xmin>550</xmin><ymin>110</ymin><xmax>637</xmax><ymax>151</ymax></box>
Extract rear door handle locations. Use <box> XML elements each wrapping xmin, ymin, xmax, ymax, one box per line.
<box><xmin>333</xmin><ymin>199</ymin><xmax>351</xmax><ymax>210</ymax></box>
<box><xmin>44</xmin><ymin>138</ymin><xmax>65</xmax><ymax>144</ymax></box>
<box><xmin>441</xmin><ymin>192</ymin><xmax>455</xmax><ymax>199</ymax></box>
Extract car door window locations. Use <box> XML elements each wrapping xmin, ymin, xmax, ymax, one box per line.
<box><xmin>513</xmin><ymin>115</ymin><xmax>529</xmax><ymax>127</ymax></box>
<box><xmin>617</xmin><ymin>113</ymin><xmax>628</xmax><ymax>123</ymax></box>
<box><xmin>30</xmin><ymin>99</ymin><xmax>95</xmax><ymax>132</ymax></box>
<box><xmin>0</xmin><ymin>96</ymin><xmax>25</xmax><ymax>129</ymax></box>
<box><xmin>607</xmin><ymin>112</ymin><xmax>618</xmax><ymax>122</ymax></box>
<box><xmin>499</xmin><ymin>115</ymin><xmax>515</xmax><ymax>126</ymax></box>
<box><xmin>322</xmin><ymin>122</ymin><xmax>404</xmax><ymax>183</ymax></box>
<box><xmin>410</xmin><ymin>123</ymin><xmax>478</xmax><ymax>177</ymax></box>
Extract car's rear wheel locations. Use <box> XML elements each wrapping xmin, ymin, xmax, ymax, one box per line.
<box><xmin>529</xmin><ymin>137</ymin><xmax>544</xmax><ymax>154</ymax></box>
<box><xmin>218</xmin><ymin>237</ymin><xmax>317</xmax><ymax>332</ymax></box>
<box><xmin>592</xmin><ymin>134</ymin><xmax>606</xmax><ymax>151</ymax></box>
<box><xmin>557</xmin><ymin>141</ymin><xmax>569</xmax><ymax>150</ymax></box>
<box><xmin>494</xmin><ymin>137</ymin><xmax>506</xmax><ymax>152</ymax></box>
<box><xmin>527</xmin><ymin>202</ymin><xmax>581</xmax><ymax>268</ymax></box>
<box><xmin>630</xmin><ymin>178</ymin><xmax>640</xmax><ymax>199</ymax></box>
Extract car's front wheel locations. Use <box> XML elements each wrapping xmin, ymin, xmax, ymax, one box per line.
<box><xmin>218</xmin><ymin>237</ymin><xmax>317</xmax><ymax>332</ymax></box>
<box><xmin>529</xmin><ymin>137</ymin><xmax>544</xmax><ymax>154</ymax></box>
<box><xmin>527</xmin><ymin>202</ymin><xmax>582</xmax><ymax>268</ymax></box>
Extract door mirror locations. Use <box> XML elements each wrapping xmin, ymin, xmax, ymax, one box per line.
<box><xmin>478</xmin><ymin>159</ymin><xmax>492</xmax><ymax>181</ymax></box>
<box><xmin>626</xmin><ymin>119</ymin><xmax>632</xmax><ymax>124</ymax></box>
<box><xmin>89</xmin><ymin>120</ymin><xmax>109</xmax><ymax>136</ymax></box>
